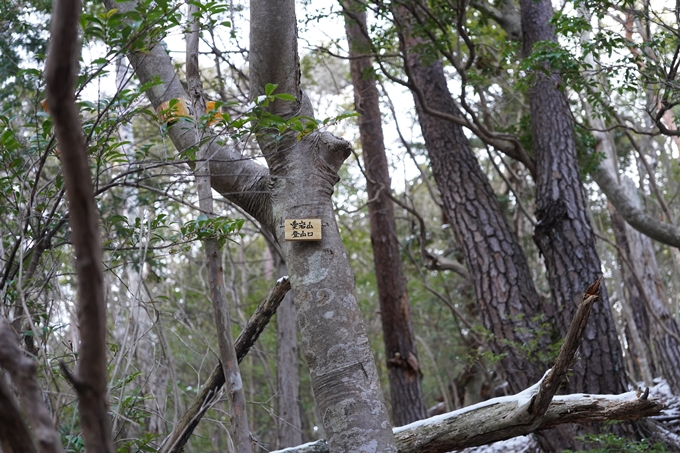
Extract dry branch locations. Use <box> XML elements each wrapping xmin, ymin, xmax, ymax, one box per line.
<box><xmin>161</xmin><ymin>277</ymin><xmax>291</xmax><ymax>453</ymax></box>
<box><xmin>0</xmin><ymin>319</ymin><xmax>63</xmax><ymax>453</ymax></box>
<box><xmin>44</xmin><ymin>0</ymin><xmax>113</xmax><ymax>450</ymax></box>
<box><xmin>528</xmin><ymin>277</ymin><xmax>602</xmax><ymax>416</ymax></box>
<box><xmin>269</xmin><ymin>379</ymin><xmax>661</xmax><ymax>453</ymax></box>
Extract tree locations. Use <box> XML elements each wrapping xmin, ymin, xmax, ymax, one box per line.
<box><xmin>343</xmin><ymin>0</ymin><xmax>426</xmax><ymax>426</ymax></box>
<box><xmin>390</xmin><ymin>1</ymin><xmax>550</xmax><ymax>395</ymax></box>
<box><xmin>520</xmin><ymin>0</ymin><xmax>628</xmax><ymax>398</ymax></box>
<box><xmin>108</xmin><ymin>0</ymin><xmax>398</xmax><ymax>449</ymax></box>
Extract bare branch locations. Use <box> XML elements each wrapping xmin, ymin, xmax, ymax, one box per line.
<box><xmin>528</xmin><ymin>277</ymin><xmax>601</xmax><ymax>416</ymax></box>
<box><xmin>592</xmin><ymin>165</ymin><xmax>680</xmax><ymax>248</ymax></box>
<box><xmin>264</xmin><ymin>278</ymin><xmax>663</xmax><ymax>453</ymax></box>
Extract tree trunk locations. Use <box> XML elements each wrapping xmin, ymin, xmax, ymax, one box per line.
<box><xmin>609</xmin><ymin>202</ymin><xmax>657</xmax><ymax>386</ymax></box>
<box><xmin>343</xmin><ymin>1</ymin><xmax>426</xmax><ymax>427</ymax></box>
<box><xmin>107</xmin><ymin>0</ymin><xmax>398</xmax><ymax>449</ymax></box>
<box><xmin>275</xmin><ymin>254</ymin><xmax>303</xmax><ymax>448</ymax></box>
<box><xmin>520</xmin><ymin>0</ymin><xmax>628</xmax><ymax>396</ymax></box>
<box><xmin>615</xmin><ymin>178</ymin><xmax>680</xmax><ymax>394</ymax></box>
<box><xmin>392</xmin><ymin>4</ymin><xmax>549</xmax><ymax>394</ymax></box>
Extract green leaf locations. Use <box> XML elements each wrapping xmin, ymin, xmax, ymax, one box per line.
<box><xmin>264</xmin><ymin>83</ymin><xmax>278</xmax><ymax>96</ymax></box>
<box><xmin>273</xmin><ymin>93</ymin><xmax>296</xmax><ymax>101</ymax></box>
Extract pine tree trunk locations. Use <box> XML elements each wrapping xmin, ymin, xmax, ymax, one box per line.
<box><xmin>343</xmin><ymin>2</ymin><xmax>426</xmax><ymax>427</ymax></box>
<box><xmin>520</xmin><ymin>0</ymin><xmax>629</xmax><ymax>397</ymax></box>
<box><xmin>392</xmin><ymin>4</ymin><xmax>550</xmax><ymax>394</ymax></box>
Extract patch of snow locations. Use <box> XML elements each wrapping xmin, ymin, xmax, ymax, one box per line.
<box><xmin>554</xmin><ymin>391</ymin><xmax>638</xmax><ymax>403</ymax></box>
<box><xmin>457</xmin><ymin>435</ymin><xmax>538</xmax><ymax>453</ymax></box>
<box><xmin>271</xmin><ymin>440</ymin><xmax>324</xmax><ymax>453</ymax></box>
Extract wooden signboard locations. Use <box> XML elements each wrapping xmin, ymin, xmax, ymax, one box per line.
<box><xmin>285</xmin><ymin>219</ymin><xmax>322</xmax><ymax>241</ymax></box>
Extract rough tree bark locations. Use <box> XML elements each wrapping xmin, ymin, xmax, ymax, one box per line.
<box><xmin>105</xmin><ymin>0</ymin><xmax>398</xmax><ymax>450</ymax></box>
<box><xmin>520</xmin><ymin>0</ymin><xmax>628</xmax><ymax>397</ymax></box>
<box><xmin>44</xmin><ymin>0</ymin><xmax>113</xmax><ymax>451</ymax></box>
<box><xmin>343</xmin><ymin>0</ymin><xmax>427</xmax><ymax>426</ymax></box>
<box><xmin>391</xmin><ymin>3</ymin><xmax>550</xmax><ymax>394</ymax></box>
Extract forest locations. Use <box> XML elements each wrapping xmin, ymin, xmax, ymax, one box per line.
<box><xmin>1</xmin><ymin>0</ymin><xmax>680</xmax><ymax>451</ymax></box>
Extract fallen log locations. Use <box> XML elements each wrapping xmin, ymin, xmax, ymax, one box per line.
<box><xmin>272</xmin><ymin>384</ymin><xmax>661</xmax><ymax>453</ymax></box>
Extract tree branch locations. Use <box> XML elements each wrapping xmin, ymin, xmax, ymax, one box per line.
<box><xmin>161</xmin><ymin>277</ymin><xmax>291</xmax><ymax>453</ymax></box>
<box><xmin>100</xmin><ymin>0</ymin><xmax>274</xmax><ymax>231</ymax></box>
<box><xmin>528</xmin><ymin>277</ymin><xmax>601</xmax><ymax>416</ymax></box>
<box><xmin>592</xmin><ymin>165</ymin><xmax>680</xmax><ymax>248</ymax></box>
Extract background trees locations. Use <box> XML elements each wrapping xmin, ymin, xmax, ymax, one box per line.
<box><xmin>1</xmin><ymin>0</ymin><xmax>680</xmax><ymax>451</ymax></box>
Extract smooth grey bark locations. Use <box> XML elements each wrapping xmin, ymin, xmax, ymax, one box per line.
<box><xmin>613</xmin><ymin>179</ymin><xmax>680</xmax><ymax>394</ymax></box>
<box><xmin>592</xmin><ymin>166</ymin><xmax>680</xmax><ymax>248</ymax></box>
<box><xmin>105</xmin><ymin>0</ymin><xmax>398</xmax><ymax>450</ymax></box>
<box><xmin>247</xmin><ymin>2</ymin><xmax>397</xmax><ymax>451</ymax></box>
<box><xmin>274</xmin><ymin>255</ymin><xmax>303</xmax><ymax>448</ymax></box>
<box><xmin>343</xmin><ymin>1</ymin><xmax>426</xmax><ymax>427</ymax></box>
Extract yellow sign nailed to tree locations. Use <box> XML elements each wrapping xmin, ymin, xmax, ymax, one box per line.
<box><xmin>284</xmin><ymin>219</ymin><xmax>322</xmax><ymax>241</ymax></box>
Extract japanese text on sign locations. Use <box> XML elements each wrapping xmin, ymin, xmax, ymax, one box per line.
<box><xmin>284</xmin><ymin>219</ymin><xmax>322</xmax><ymax>241</ymax></box>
